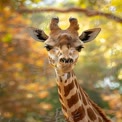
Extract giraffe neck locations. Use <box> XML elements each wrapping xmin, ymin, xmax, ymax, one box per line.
<box><xmin>55</xmin><ymin>70</ymin><xmax>111</xmax><ymax>122</ymax></box>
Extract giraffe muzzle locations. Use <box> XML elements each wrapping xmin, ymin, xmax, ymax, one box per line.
<box><xmin>59</xmin><ymin>58</ymin><xmax>73</xmax><ymax>64</ymax></box>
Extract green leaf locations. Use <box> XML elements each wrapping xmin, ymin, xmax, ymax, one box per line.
<box><xmin>2</xmin><ymin>33</ymin><xmax>12</xmax><ymax>43</ymax></box>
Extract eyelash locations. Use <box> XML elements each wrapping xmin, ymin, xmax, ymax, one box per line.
<box><xmin>76</xmin><ymin>46</ymin><xmax>84</xmax><ymax>52</ymax></box>
<box><xmin>44</xmin><ymin>45</ymin><xmax>53</xmax><ymax>51</ymax></box>
<box><xmin>44</xmin><ymin>45</ymin><xmax>84</xmax><ymax>52</ymax></box>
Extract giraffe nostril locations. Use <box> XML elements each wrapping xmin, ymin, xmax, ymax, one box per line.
<box><xmin>69</xmin><ymin>58</ymin><xmax>73</xmax><ymax>63</ymax></box>
<box><xmin>60</xmin><ymin>58</ymin><xmax>73</xmax><ymax>63</ymax></box>
<box><xmin>60</xmin><ymin>58</ymin><xmax>65</xmax><ymax>63</ymax></box>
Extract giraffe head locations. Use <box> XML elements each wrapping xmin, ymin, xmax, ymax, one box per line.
<box><xmin>28</xmin><ymin>17</ymin><xmax>101</xmax><ymax>75</ymax></box>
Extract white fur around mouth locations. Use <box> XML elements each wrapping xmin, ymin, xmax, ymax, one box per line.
<box><xmin>56</xmin><ymin>63</ymin><xmax>74</xmax><ymax>73</ymax></box>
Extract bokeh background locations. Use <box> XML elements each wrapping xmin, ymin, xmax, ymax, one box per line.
<box><xmin>0</xmin><ymin>0</ymin><xmax>122</xmax><ymax>122</ymax></box>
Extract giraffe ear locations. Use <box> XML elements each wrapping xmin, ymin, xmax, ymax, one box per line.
<box><xmin>27</xmin><ymin>27</ymin><xmax>48</xmax><ymax>42</ymax></box>
<box><xmin>79</xmin><ymin>28</ymin><xmax>101</xmax><ymax>43</ymax></box>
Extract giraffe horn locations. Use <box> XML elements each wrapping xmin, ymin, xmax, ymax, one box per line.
<box><xmin>68</xmin><ymin>17</ymin><xmax>79</xmax><ymax>31</ymax></box>
<box><xmin>50</xmin><ymin>17</ymin><xmax>61</xmax><ymax>31</ymax></box>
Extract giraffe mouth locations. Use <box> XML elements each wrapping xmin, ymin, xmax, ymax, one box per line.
<box><xmin>59</xmin><ymin>60</ymin><xmax>74</xmax><ymax>67</ymax></box>
<box><xmin>57</xmin><ymin>62</ymin><xmax>74</xmax><ymax>73</ymax></box>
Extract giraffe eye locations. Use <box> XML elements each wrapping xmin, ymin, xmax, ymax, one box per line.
<box><xmin>76</xmin><ymin>45</ymin><xmax>84</xmax><ymax>52</ymax></box>
<box><xmin>44</xmin><ymin>45</ymin><xmax>53</xmax><ymax>51</ymax></box>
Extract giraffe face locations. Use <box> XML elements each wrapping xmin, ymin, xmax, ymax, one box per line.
<box><xmin>28</xmin><ymin>17</ymin><xmax>101</xmax><ymax>74</ymax></box>
<box><xmin>44</xmin><ymin>32</ymin><xmax>84</xmax><ymax>73</ymax></box>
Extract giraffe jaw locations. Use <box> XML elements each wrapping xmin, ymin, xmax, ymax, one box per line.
<box><xmin>55</xmin><ymin>63</ymin><xmax>74</xmax><ymax>75</ymax></box>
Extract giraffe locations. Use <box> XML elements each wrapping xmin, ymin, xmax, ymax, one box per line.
<box><xmin>27</xmin><ymin>17</ymin><xmax>112</xmax><ymax>122</ymax></box>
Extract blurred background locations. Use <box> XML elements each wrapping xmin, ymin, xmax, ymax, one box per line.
<box><xmin>0</xmin><ymin>0</ymin><xmax>122</xmax><ymax>122</ymax></box>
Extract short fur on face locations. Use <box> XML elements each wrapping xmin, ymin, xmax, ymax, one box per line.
<box><xmin>27</xmin><ymin>17</ymin><xmax>101</xmax><ymax>75</ymax></box>
<box><xmin>45</xmin><ymin>32</ymin><xmax>82</xmax><ymax>74</ymax></box>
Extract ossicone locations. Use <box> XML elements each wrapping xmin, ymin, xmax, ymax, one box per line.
<box><xmin>67</xmin><ymin>17</ymin><xmax>79</xmax><ymax>32</ymax></box>
<box><xmin>50</xmin><ymin>17</ymin><xmax>61</xmax><ymax>32</ymax></box>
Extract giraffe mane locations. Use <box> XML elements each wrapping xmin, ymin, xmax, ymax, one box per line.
<box><xmin>82</xmin><ymin>88</ymin><xmax>111</xmax><ymax>121</ymax></box>
<box><xmin>90</xmin><ymin>100</ymin><xmax>111</xmax><ymax>122</ymax></box>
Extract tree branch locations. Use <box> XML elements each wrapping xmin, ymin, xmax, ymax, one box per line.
<box><xmin>17</xmin><ymin>7</ymin><xmax>122</xmax><ymax>23</ymax></box>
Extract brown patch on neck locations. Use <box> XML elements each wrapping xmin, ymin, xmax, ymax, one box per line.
<box><xmin>87</xmin><ymin>107</ymin><xmax>97</xmax><ymax>121</ymax></box>
<box><xmin>98</xmin><ymin>117</ymin><xmax>103</xmax><ymax>122</ymax></box>
<box><xmin>64</xmin><ymin>80</ymin><xmax>74</xmax><ymax>97</ymax></box>
<box><xmin>59</xmin><ymin>76</ymin><xmax>62</xmax><ymax>82</ymax></box>
<box><xmin>67</xmin><ymin>92</ymin><xmax>79</xmax><ymax>108</ymax></box>
<box><xmin>71</xmin><ymin>105</ymin><xmax>85</xmax><ymax>121</ymax></box>
<box><xmin>65</xmin><ymin>79</ymin><xmax>67</xmax><ymax>83</ymax></box>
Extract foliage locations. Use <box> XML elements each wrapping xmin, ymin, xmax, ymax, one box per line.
<box><xmin>0</xmin><ymin>0</ymin><xmax>122</xmax><ymax>122</ymax></box>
